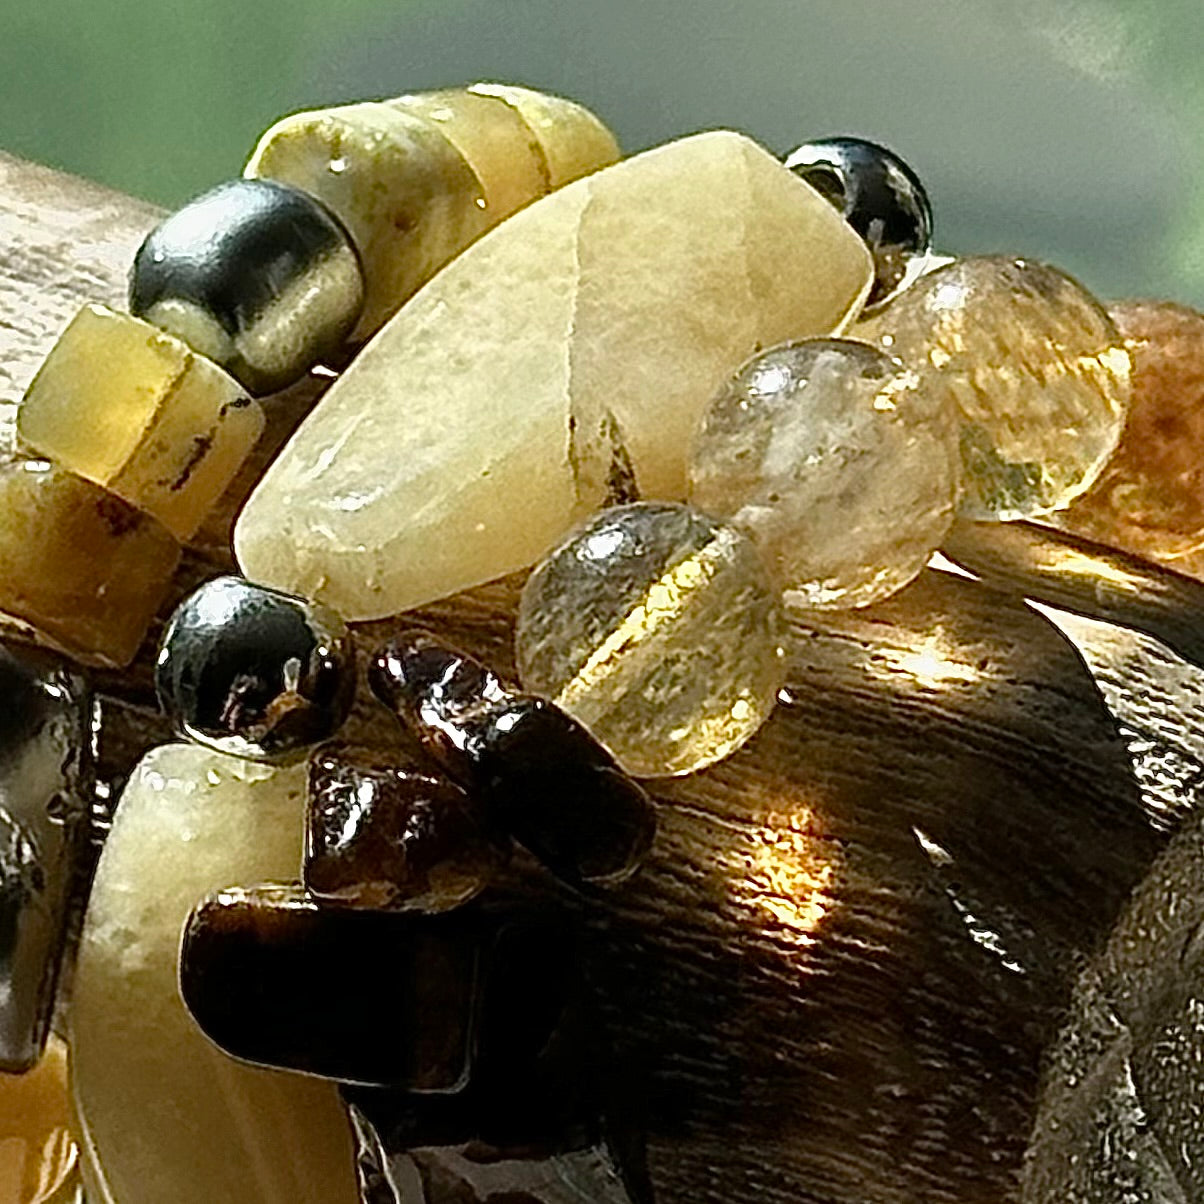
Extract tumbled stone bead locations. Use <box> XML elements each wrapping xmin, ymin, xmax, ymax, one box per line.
<box><xmin>856</xmin><ymin>255</ymin><xmax>1131</xmax><ymax>520</ymax></box>
<box><xmin>0</xmin><ymin>644</ymin><xmax>91</xmax><ymax>1073</ymax></box>
<box><xmin>70</xmin><ymin>745</ymin><xmax>359</xmax><ymax>1204</ymax></box>
<box><xmin>306</xmin><ymin>744</ymin><xmax>501</xmax><ymax>911</ymax></box>
<box><xmin>235</xmin><ymin>132</ymin><xmax>872</xmax><ymax>619</ymax></box>
<box><xmin>18</xmin><ymin>304</ymin><xmax>263</xmax><ymax>541</ymax></box>
<box><xmin>369</xmin><ymin>636</ymin><xmax>655</xmax><ymax>885</ymax></box>
<box><xmin>246</xmin><ymin>101</ymin><xmax>486</xmax><ymax>341</ymax></box>
<box><xmin>0</xmin><ymin>459</ymin><xmax>180</xmax><ymax>668</ymax></box>
<box><xmin>180</xmin><ymin>883</ymin><xmax>480</xmax><ymax>1089</ymax></box>
<box><xmin>785</xmin><ymin>137</ymin><xmax>933</xmax><ymax>308</ymax></box>
<box><xmin>155</xmin><ymin>576</ymin><xmax>355</xmax><ymax>761</ymax></box>
<box><xmin>129</xmin><ymin>179</ymin><xmax>364</xmax><ymax>394</ymax></box>
<box><xmin>0</xmin><ymin>1037</ymin><xmax>82</xmax><ymax>1204</ymax></box>
<box><xmin>516</xmin><ymin>502</ymin><xmax>785</xmax><ymax>777</ymax></box>
<box><xmin>1051</xmin><ymin>301</ymin><xmax>1204</xmax><ymax>575</ymax></box>
<box><xmin>689</xmin><ymin>338</ymin><xmax>959</xmax><ymax>608</ymax></box>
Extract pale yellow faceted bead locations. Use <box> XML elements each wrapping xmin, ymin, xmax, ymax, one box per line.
<box><xmin>0</xmin><ymin>459</ymin><xmax>180</xmax><ymax>668</ymax></box>
<box><xmin>468</xmin><ymin>82</ymin><xmax>621</xmax><ymax>187</ymax></box>
<box><xmin>235</xmin><ymin>132</ymin><xmax>872</xmax><ymax>620</ymax></box>
<box><xmin>689</xmin><ymin>338</ymin><xmax>960</xmax><ymax>608</ymax></box>
<box><xmin>0</xmin><ymin>1037</ymin><xmax>80</xmax><ymax>1204</ymax></box>
<box><xmin>856</xmin><ymin>256</ymin><xmax>1131</xmax><ymax>520</ymax></box>
<box><xmin>516</xmin><ymin>502</ymin><xmax>786</xmax><ymax>777</ymax></box>
<box><xmin>70</xmin><ymin>745</ymin><xmax>358</xmax><ymax>1204</ymax></box>
<box><xmin>18</xmin><ymin>304</ymin><xmax>263</xmax><ymax>541</ymax></box>
<box><xmin>391</xmin><ymin>89</ymin><xmax>550</xmax><ymax>219</ymax></box>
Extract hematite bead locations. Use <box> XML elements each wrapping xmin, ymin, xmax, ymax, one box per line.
<box><xmin>180</xmin><ymin>883</ymin><xmax>480</xmax><ymax>1088</ymax></box>
<box><xmin>0</xmin><ymin>643</ymin><xmax>91</xmax><ymax>1072</ymax></box>
<box><xmin>369</xmin><ymin>637</ymin><xmax>655</xmax><ymax>886</ymax></box>
<box><xmin>155</xmin><ymin>576</ymin><xmax>354</xmax><ymax>761</ymax></box>
<box><xmin>305</xmin><ymin>744</ymin><xmax>504</xmax><ymax>912</ymax></box>
<box><xmin>130</xmin><ymin>178</ymin><xmax>364</xmax><ymax>394</ymax></box>
<box><xmin>784</xmin><ymin>136</ymin><xmax>932</xmax><ymax>307</ymax></box>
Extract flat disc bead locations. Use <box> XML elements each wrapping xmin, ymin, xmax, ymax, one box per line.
<box><xmin>856</xmin><ymin>255</ymin><xmax>1131</xmax><ymax>520</ymax></box>
<box><xmin>516</xmin><ymin>502</ymin><xmax>785</xmax><ymax>778</ymax></box>
<box><xmin>689</xmin><ymin>338</ymin><xmax>959</xmax><ymax>608</ymax></box>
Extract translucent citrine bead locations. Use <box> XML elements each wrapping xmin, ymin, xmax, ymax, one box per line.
<box><xmin>18</xmin><ymin>304</ymin><xmax>263</xmax><ymax>541</ymax></box>
<box><xmin>516</xmin><ymin>502</ymin><xmax>785</xmax><ymax>777</ymax></box>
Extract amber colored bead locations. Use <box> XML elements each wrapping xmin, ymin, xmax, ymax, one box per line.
<box><xmin>18</xmin><ymin>304</ymin><xmax>263</xmax><ymax>541</ymax></box>
<box><xmin>0</xmin><ymin>459</ymin><xmax>180</xmax><ymax>667</ymax></box>
<box><xmin>180</xmin><ymin>883</ymin><xmax>481</xmax><ymax>1089</ymax></box>
<box><xmin>305</xmin><ymin>744</ymin><xmax>503</xmax><ymax>912</ymax></box>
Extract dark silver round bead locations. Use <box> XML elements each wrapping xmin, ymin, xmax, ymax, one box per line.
<box><xmin>130</xmin><ymin>179</ymin><xmax>364</xmax><ymax>394</ymax></box>
<box><xmin>155</xmin><ymin>576</ymin><xmax>355</xmax><ymax>761</ymax></box>
<box><xmin>784</xmin><ymin>137</ymin><xmax>933</xmax><ymax>308</ymax></box>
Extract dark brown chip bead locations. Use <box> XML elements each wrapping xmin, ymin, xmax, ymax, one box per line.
<box><xmin>369</xmin><ymin>637</ymin><xmax>656</xmax><ymax>887</ymax></box>
<box><xmin>305</xmin><ymin>744</ymin><xmax>504</xmax><ymax>912</ymax></box>
<box><xmin>179</xmin><ymin>883</ymin><xmax>480</xmax><ymax>1088</ymax></box>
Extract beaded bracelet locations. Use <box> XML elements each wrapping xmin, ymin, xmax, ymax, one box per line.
<box><xmin>0</xmin><ymin>78</ymin><xmax>1182</xmax><ymax>1204</ymax></box>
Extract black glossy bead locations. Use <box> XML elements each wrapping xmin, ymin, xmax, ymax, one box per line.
<box><xmin>130</xmin><ymin>178</ymin><xmax>364</xmax><ymax>394</ymax></box>
<box><xmin>305</xmin><ymin>744</ymin><xmax>504</xmax><ymax>912</ymax></box>
<box><xmin>0</xmin><ymin>641</ymin><xmax>92</xmax><ymax>1072</ymax></box>
<box><xmin>370</xmin><ymin>637</ymin><xmax>655</xmax><ymax>886</ymax></box>
<box><xmin>155</xmin><ymin>575</ymin><xmax>354</xmax><ymax>761</ymax></box>
<box><xmin>784</xmin><ymin>136</ymin><xmax>933</xmax><ymax>307</ymax></box>
<box><xmin>180</xmin><ymin>883</ymin><xmax>480</xmax><ymax>1088</ymax></box>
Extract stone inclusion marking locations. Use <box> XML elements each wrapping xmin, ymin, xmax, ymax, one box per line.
<box><xmin>516</xmin><ymin>501</ymin><xmax>785</xmax><ymax>778</ymax></box>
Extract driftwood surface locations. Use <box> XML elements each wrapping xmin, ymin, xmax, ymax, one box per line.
<box><xmin>4</xmin><ymin>152</ymin><xmax>1204</xmax><ymax>1203</ymax></box>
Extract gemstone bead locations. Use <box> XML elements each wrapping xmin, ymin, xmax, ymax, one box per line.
<box><xmin>18</xmin><ymin>304</ymin><xmax>262</xmax><ymax>541</ymax></box>
<box><xmin>516</xmin><ymin>502</ymin><xmax>786</xmax><ymax>777</ymax></box>
<box><xmin>129</xmin><ymin>179</ymin><xmax>364</xmax><ymax>395</ymax></box>
<box><xmin>1051</xmin><ymin>301</ymin><xmax>1204</xmax><ymax>575</ymax></box>
<box><xmin>0</xmin><ymin>644</ymin><xmax>91</xmax><ymax>1072</ymax></box>
<box><xmin>785</xmin><ymin>137</ymin><xmax>933</xmax><ymax>308</ymax></box>
<box><xmin>234</xmin><ymin>132</ymin><xmax>872</xmax><ymax>619</ymax></box>
<box><xmin>180</xmin><ymin>883</ymin><xmax>480</xmax><ymax>1088</ymax></box>
<box><xmin>856</xmin><ymin>255</ymin><xmax>1131</xmax><ymax>520</ymax></box>
<box><xmin>369</xmin><ymin>636</ymin><xmax>656</xmax><ymax>885</ymax></box>
<box><xmin>689</xmin><ymin>338</ymin><xmax>959</xmax><ymax>608</ymax></box>
<box><xmin>155</xmin><ymin>576</ymin><xmax>355</xmax><ymax>761</ymax></box>
<box><xmin>0</xmin><ymin>459</ymin><xmax>180</xmax><ymax>668</ymax></box>
<box><xmin>70</xmin><ymin>745</ymin><xmax>359</xmax><ymax>1204</ymax></box>
<box><xmin>305</xmin><ymin>744</ymin><xmax>502</xmax><ymax>912</ymax></box>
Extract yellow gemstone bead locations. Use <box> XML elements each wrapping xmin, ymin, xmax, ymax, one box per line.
<box><xmin>0</xmin><ymin>459</ymin><xmax>180</xmax><ymax>668</ymax></box>
<box><xmin>18</xmin><ymin>305</ymin><xmax>263</xmax><ymax>541</ymax></box>
<box><xmin>0</xmin><ymin>1037</ymin><xmax>80</xmax><ymax>1204</ymax></box>
<box><xmin>857</xmin><ymin>256</ymin><xmax>1130</xmax><ymax>520</ymax></box>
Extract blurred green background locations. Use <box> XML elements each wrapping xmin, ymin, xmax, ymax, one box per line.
<box><xmin>2</xmin><ymin>0</ymin><xmax>1202</xmax><ymax>304</ymax></box>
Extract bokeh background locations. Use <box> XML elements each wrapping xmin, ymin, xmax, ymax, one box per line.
<box><xmin>2</xmin><ymin>0</ymin><xmax>1202</xmax><ymax>304</ymax></box>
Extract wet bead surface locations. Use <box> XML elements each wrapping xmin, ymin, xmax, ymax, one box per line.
<box><xmin>180</xmin><ymin>883</ymin><xmax>480</xmax><ymax>1089</ymax></box>
<box><xmin>18</xmin><ymin>303</ymin><xmax>262</xmax><ymax>541</ymax></box>
<box><xmin>130</xmin><ymin>179</ymin><xmax>364</xmax><ymax>394</ymax></box>
<box><xmin>155</xmin><ymin>576</ymin><xmax>354</xmax><ymax>761</ymax></box>
<box><xmin>305</xmin><ymin>744</ymin><xmax>502</xmax><ymax>912</ymax></box>
<box><xmin>0</xmin><ymin>459</ymin><xmax>180</xmax><ymax>668</ymax></box>
<box><xmin>516</xmin><ymin>502</ymin><xmax>786</xmax><ymax>777</ymax></box>
<box><xmin>0</xmin><ymin>644</ymin><xmax>91</xmax><ymax>1073</ymax></box>
<box><xmin>785</xmin><ymin>136</ymin><xmax>932</xmax><ymax>307</ymax></box>
<box><xmin>370</xmin><ymin>637</ymin><xmax>656</xmax><ymax>884</ymax></box>
<box><xmin>689</xmin><ymin>338</ymin><xmax>959</xmax><ymax>608</ymax></box>
<box><xmin>856</xmin><ymin>255</ymin><xmax>1131</xmax><ymax>520</ymax></box>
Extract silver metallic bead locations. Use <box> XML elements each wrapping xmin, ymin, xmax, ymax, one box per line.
<box><xmin>130</xmin><ymin>178</ymin><xmax>365</xmax><ymax>394</ymax></box>
<box><xmin>155</xmin><ymin>576</ymin><xmax>355</xmax><ymax>761</ymax></box>
<box><xmin>784</xmin><ymin>136</ymin><xmax>932</xmax><ymax>307</ymax></box>
<box><xmin>0</xmin><ymin>642</ymin><xmax>92</xmax><ymax>1072</ymax></box>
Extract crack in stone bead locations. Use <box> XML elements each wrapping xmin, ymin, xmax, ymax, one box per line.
<box><xmin>856</xmin><ymin>256</ymin><xmax>1131</xmax><ymax>520</ymax></box>
<box><xmin>516</xmin><ymin>502</ymin><xmax>786</xmax><ymax>777</ymax></box>
<box><xmin>305</xmin><ymin>744</ymin><xmax>503</xmax><ymax>912</ymax></box>
<box><xmin>688</xmin><ymin>338</ymin><xmax>960</xmax><ymax>609</ymax></box>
